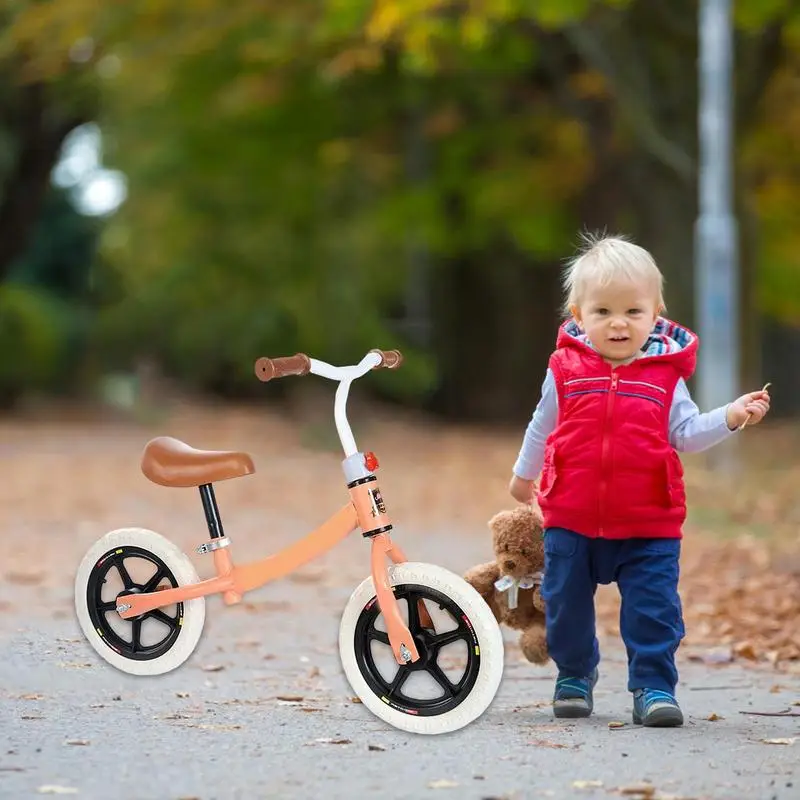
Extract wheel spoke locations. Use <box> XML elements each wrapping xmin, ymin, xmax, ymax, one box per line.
<box><xmin>99</xmin><ymin>600</ymin><xmax>118</xmax><ymax>613</ymax></box>
<box><xmin>147</xmin><ymin>608</ymin><xmax>178</xmax><ymax>630</ymax></box>
<box><xmin>368</xmin><ymin>628</ymin><xmax>390</xmax><ymax>646</ymax></box>
<box><xmin>113</xmin><ymin>555</ymin><xmax>134</xmax><ymax>590</ymax></box>
<box><xmin>388</xmin><ymin>665</ymin><xmax>410</xmax><ymax>697</ymax></box>
<box><xmin>130</xmin><ymin>619</ymin><xmax>143</xmax><ymax>653</ymax></box>
<box><xmin>430</xmin><ymin>627</ymin><xmax>469</xmax><ymax>651</ymax></box>
<box><xmin>406</xmin><ymin>593</ymin><xmax>421</xmax><ymax>634</ymax></box>
<box><xmin>143</xmin><ymin>566</ymin><xmax>169</xmax><ymax>594</ymax></box>
<box><xmin>427</xmin><ymin>662</ymin><xmax>455</xmax><ymax>698</ymax></box>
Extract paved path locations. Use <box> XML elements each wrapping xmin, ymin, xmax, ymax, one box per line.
<box><xmin>0</xmin><ymin>409</ymin><xmax>797</xmax><ymax>799</ymax></box>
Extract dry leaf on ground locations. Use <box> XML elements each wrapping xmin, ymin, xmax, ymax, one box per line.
<box><xmin>617</xmin><ymin>784</ymin><xmax>656</xmax><ymax>798</ymax></box>
<box><xmin>310</xmin><ymin>737</ymin><xmax>351</xmax><ymax>745</ymax></box>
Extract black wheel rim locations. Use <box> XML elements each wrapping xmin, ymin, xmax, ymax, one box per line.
<box><xmin>353</xmin><ymin>583</ymin><xmax>482</xmax><ymax>716</ymax></box>
<box><xmin>86</xmin><ymin>545</ymin><xmax>184</xmax><ymax>661</ymax></box>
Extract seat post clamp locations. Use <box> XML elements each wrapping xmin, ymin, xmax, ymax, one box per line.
<box><xmin>196</xmin><ymin>537</ymin><xmax>231</xmax><ymax>554</ymax></box>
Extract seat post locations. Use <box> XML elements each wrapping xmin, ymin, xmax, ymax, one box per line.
<box><xmin>199</xmin><ymin>483</ymin><xmax>225</xmax><ymax>539</ymax></box>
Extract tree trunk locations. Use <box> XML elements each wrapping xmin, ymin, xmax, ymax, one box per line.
<box><xmin>427</xmin><ymin>249</ymin><xmax>562</xmax><ymax>423</ymax></box>
<box><xmin>0</xmin><ymin>81</ymin><xmax>85</xmax><ymax>281</ymax></box>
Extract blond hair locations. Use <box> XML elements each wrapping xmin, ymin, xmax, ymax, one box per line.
<box><xmin>561</xmin><ymin>231</ymin><xmax>665</xmax><ymax>317</ymax></box>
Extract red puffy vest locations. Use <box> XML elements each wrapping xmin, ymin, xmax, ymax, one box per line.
<box><xmin>536</xmin><ymin>319</ymin><xmax>699</xmax><ymax>540</ymax></box>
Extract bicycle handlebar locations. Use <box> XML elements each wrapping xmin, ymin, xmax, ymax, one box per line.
<box><xmin>369</xmin><ymin>348</ymin><xmax>404</xmax><ymax>369</ymax></box>
<box><xmin>254</xmin><ymin>353</ymin><xmax>311</xmax><ymax>382</ymax></box>
<box><xmin>254</xmin><ymin>349</ymin><xmax>403</xmax><ymax>382</ymax></box>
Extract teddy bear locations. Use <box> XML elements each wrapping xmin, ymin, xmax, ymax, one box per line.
<box><xmin>464</xmin><ymin>504</ymin><xmax>549</xmax><ymax>664</ymax></box>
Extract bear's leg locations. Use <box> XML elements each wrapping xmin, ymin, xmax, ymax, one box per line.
<box><xmin>520</xmin><ymin>624</ymin><xmax>549</xmax><ymax>664</ymax></box>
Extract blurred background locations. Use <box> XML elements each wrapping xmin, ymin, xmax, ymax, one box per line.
<box><xmin>0</xmin><ymin>2</ymin><xmax>798</xmax><ymax>665</ymax></box>
<box><xmin>1</xmin><ymin>0</ymin><xmax>798</xmax><ymax>421</ymax></box>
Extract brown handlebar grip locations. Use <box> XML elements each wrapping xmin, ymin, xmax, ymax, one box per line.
<box><xmin>370</xmin><ymin>349</ymin><xmax>403</xmax><ymax>369</ymax></box>
<box><xmin>254</xmin><ymin>353</ymin><xmax>312</xmax><ymax>382</ymax></box>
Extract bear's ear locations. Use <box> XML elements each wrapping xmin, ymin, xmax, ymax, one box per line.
<box><xmin>488</xmin><ymin>509</ymin><xmax>513</xmax><ymax>532</ymax></box>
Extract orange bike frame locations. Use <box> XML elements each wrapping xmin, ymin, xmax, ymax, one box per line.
<box><xmin>117</xmin><ymin>484</ymin><xmax>421</xmax><ymax>665</ymax></box>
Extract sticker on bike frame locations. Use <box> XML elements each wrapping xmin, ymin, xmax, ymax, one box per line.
<box><xmin>369</xmin><ymin>488</ymin><xmax>386</xmax><ymax>517</ymax></box>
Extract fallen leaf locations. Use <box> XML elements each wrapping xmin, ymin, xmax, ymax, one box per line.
<box><xmin>762</xmin><ymin>737</ymin><xmax>796</xmax><ymax>745</ymax></box>
<box><xmin>64</xmin><ymin>739</ymin><xmax>90</xmax><ymax>746</ymax></box>
<box><xmin>176</xmin><ymin>692</ymin><xmax>190</xmax><ymax>698</ymax></box>
<box><xmin>368</xmin><ymin>743</ymin><xmax>386</xmax><ymax>751</ymax></box>
<box><xmin>37</xmin><ymin>787</ymin><xmax>78</xmax><ymax>795</ymax></box>
<box><xmin>618</xmin><ymin>784</ymin><xmax>656</xmax><ymax>798</ymax></box>
<box><xmin>573</xmin><ymin>780</ymin><xmax>603</xmax><ymax>789</ymax></box>
<box><xmin>89</xmin><ymin>704</ymin><xmax>105</xmax><ymax>709</ymax></box>
<box><xmin>706</xmin><ymin>713</ymin><xmax>723</xmax><ymax>721</ymax></box>
<box><xmin>427</xmin><ymin>779</ymin><xmax>459</xmax><ymax>789</ymax></box>
<box><xmin>350</xmin><ymin>696</ymin><xmax>362</xmax><ymax>704</ymax></box>
<box><xmin>311</xmin><ymin>738</ymin><xmax>351</xmax><ymax>745</ymax></box>
<box><xmin>528</xmin><ymin>739</ymin><xmax>571</xmax><ymax>749</ymax></box>
<box><xmin>733</xmin><ymin>641</ymin><xmax>758</xmax><ymax>661</ymax></box>
<box><xmin>276</xmin><ymin>695</ymin><xmax>304</xmax><ymax>702</ymax></box>
<box><xmin>608</xmin><ymin>721</ymin><xmax>626</xmax><ymax>728</ymax></box>
<box><xmin>21</xmin><ymin>693</ymin><xmax>44</xmax><ymax>700</ymax></box>
<box><xmin>193</xmin><ymin>724</ymin><xmax>242</xmax><ymax>731</ymax></box>
<box><xmin>201</xmin><ymin>664</ymin><xmax>225</xmax><ymax>672</ymax></box>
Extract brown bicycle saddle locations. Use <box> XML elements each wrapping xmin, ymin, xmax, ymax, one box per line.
<box><xmin>141</xmin><ymin>436</ymin><xmax>255</xmax><ymax>488</ymax></box>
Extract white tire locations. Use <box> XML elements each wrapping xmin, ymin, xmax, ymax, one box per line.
<box><xmin>74</xmin><ymin>527</ymin><xmax>206</xmax><ymax>676</ymax></box>
<box><xmin>339</xmin><ymin>562</ymin><xmax>504</xmax><ymax>734</ymax></box>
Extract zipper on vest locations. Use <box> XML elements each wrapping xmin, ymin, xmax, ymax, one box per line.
<box><xmin>597</xmin><ymin>371</ymin><xmax>619</xmax><ymax>537</ymax></box>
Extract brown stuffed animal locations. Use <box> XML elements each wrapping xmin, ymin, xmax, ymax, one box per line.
<box><xmin>464</xmin><ymin>504</ymin><xmax>548</xmax><ymax>664</ymax></box>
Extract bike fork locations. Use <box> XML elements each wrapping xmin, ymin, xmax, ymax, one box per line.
<box><xmin>370</xmin><ymin>533</ymin><xmax>421</xmax><ymax>665</ymax></box>
<box><xmin>346</xmin><ymin>451</ymin><xmax>432</xmax><ymax>666</ymax></box>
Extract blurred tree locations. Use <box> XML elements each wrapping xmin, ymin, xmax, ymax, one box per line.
<box><xmin>6</xmin><ymin>0</ymin><xmax>798</xmax><ymax>418</ymax></box>
<box><xmin>8</xmin><ymin>185</ymin><xmax>100</xmax><ymax>299</ymax></box>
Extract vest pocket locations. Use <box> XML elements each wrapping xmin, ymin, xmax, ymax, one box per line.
<box><xmin>664</xmin><ymin>452</ymin><xmax>686</xmax><ymax>507</ymax></box>
<box><xmin>538</xmin><ymin>446</ymin><xmax>558</xmax><ymax>499</ymax></box>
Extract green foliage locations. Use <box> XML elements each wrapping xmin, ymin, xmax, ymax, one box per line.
<box><xmin>0</xmin><ymin>284</ymin><xmax>85</xmax><ymax>404</ymax></box>
<box><xmin>4</xmin><ymin>0</ymin><xmax>800</xmax><ymax>411</ymax></box>
<box><xmin>8</xmin><ymin>186</ymin><xmax>100</xmax><ymax>299</ymax></box>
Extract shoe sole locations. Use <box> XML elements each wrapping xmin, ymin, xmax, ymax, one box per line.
<box><xmin>633</xmin><ymin>706</ymin><xmax>684</xmax><ymax>727</ymax></box>
<box><xmin>554</xmin><ymin>701</ymin><xmax>593</xmax><ymax>719</ymax></box>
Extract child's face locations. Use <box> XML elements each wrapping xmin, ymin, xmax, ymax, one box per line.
<box><xmin>570</xmin><ymin>279</ymin><xmax>660</xmax><ymax>366</ymax></box>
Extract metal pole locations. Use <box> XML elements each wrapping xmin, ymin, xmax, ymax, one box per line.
<box><xmin>695</xmin><ymin>0</ymin><xmax>740</xmax><ymax>467</ymax></box>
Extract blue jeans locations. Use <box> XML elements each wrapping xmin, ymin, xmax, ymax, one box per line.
<box><xmin>541</xmin><ymin>527</ymin><xmax>685</xmax><ymax>694</ymax></box>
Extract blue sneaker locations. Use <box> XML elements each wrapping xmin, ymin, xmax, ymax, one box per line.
<box><xmin>632</xmin><ymin>688</ymin><xmax>684</xmax><ymax>727</ymax></box>
<box><xmin>552</xmin><ymin>668</ymin><xmax>599</xmax><ymax>718</ymax></box>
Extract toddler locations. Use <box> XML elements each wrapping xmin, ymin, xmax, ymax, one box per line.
<box><xmin>510</xmin><ymin>233</ymin><xmax>770</xmax><ymax>727</ymax></box>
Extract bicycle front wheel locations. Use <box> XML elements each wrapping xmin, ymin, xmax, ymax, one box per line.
<box><xmin>339</xmin><ymin>562</ymin><xmax>504</xmax><ymax>734</ymax></box>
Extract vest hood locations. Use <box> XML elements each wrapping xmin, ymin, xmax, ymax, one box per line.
<box><xmin>555</xmin><ymin>316</ymin><xmax>698</xmax><ymax>379</ymax></box>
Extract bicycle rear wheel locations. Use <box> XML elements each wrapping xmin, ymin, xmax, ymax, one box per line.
<box><xmin>339</xmin><ymin>562</ymin><xmax>504</xmax><ymax>734</ymax></box>
<box><xmin>74</xmin><ymin>528</ymin><xmax>206</xmax><ymax>676</ymax></box>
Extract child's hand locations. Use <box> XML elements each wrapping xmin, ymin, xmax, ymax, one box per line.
<box><xmin>726</xmin><ymin>386</ymin><xmax>771</xmax><ymax>430</ymax></box>
<box><xmin>509</xmin><ymin>474</ymin><xmax>537</xmax><ymax>504</ymax></box>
